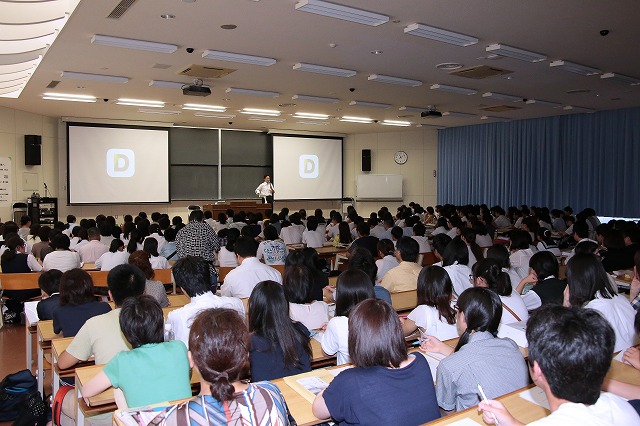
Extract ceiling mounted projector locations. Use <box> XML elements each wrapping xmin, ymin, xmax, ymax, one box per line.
<box><xmin>421</xmin><ymin>109</ymin><xmax>442</xmax><ymax>118</ymax></box>
<box><xmin>182</xmin><ymin>79</ymin><xmax>211</xmax><ymax>97</ymax></box>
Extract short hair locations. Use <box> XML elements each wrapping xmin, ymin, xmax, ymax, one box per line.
<box><xmin>109</xmin><ymin>238</ymin><xmax>124</xmax><ymax>253</ymax></box>
<box><xmin>527</xmin><ymin>305</ymin><xmax>614</xmax><ymax>404</ymax></box>
<box><xmin>20</xmin><ymin>215</ymin><xmax>31</xmax><ymax>226</ymax></box>
<box><xmin>528</xmin><ymin>251</ymin><xmax>559</xmax><ymax>280</ymax></box>
<box><xmin>189</xmin><ymin>308</ymin><xmax>249</xmax><ymax>402</ymax></box>
<box><xmin>566</xmin><ymin>253</ymin><xmax>615</xmax><ymax>306</ymax></box>
<box><xmin>417</xmin><ymin>265</ymin><xmax>456</xmax><ymax>324</ymax></box>
<box><xmin>172</xmin><ymin>256</ymin><xmax>211</xmax><ymax>297</ymax></box>
<box><xmin>413</xmin><ymin>222</ymin><xmax>426</xmax><ymax>237</ymax></box>
<box><xmin>128</xmin><ymin>250</ymin><xmax>155</xmax><ymax>280</ymax></box>
<box><xmin>66</xmin><ymin>215</ymin><xmax>76</xmax><ymax>224</ymax></box>
<box><xmin>390</xmin><ymin>226</ymin><xmax>403</xmax><ymax>240</ymax></box>
<box><xmin>442</xmin><ymin>238</ymin><xmax>469</xmax><ymax>267</ymax></box>
<box><xmin>234</xmin><ymin>236</ymin><xmax>257</xmax><ymax>258</ymax></box>
<box><xmin>59</xmin><ymin>269</ymin><xmax>95</xmax><ymax>306</ymax></box>
<box><xmin>348</xmin><ymin>299</ymin><xmax>407</xmax><ymax>368</ymax></box>
<box><xmin>509</xmin><ymin>230</ymin><xmax>530</xmax><ymax>250</ymax></box>
<box><xmin>376</xmin><ymin>239</ymin><xmax>395</xmax><ymax>257</ymax></box>
<box><xmin>431</xmin><ymin>234</ymin><xmax>452</xmax><ymax>257</ymax></box>
<box><xmin>335</xmin><ymin>269</ymin><xmax>375</xmax><ymax>317</ymax></box>
<box><xmin>119</xmin><ymin>295</ymin><xmax>164</xmax><ymax>348</ymax></box>
<box><xmin>472</xmin><ymin>258</ymin><xmax>512</xmax><ymax>296</ymax></box>
<box><xmin>263</xmin><ymin>225</ymin><xmax>278</xmax><ymax>241</ymax></box>
<box><xmin>107</xmin><ymin>264</ymin><xmax>146</xmax><ymax>306</ymax></box>
<box><xmin>356</xmin><ymin>222</ymin><xmax>369</xmax><ymax>236</ymax></box>
<box><xmin>282</xmin><ymin>263</ymin><xmax>313</xmax><ymax>302</ymax></box>
<box><xmin>51</xmin><ymin>233</ymin><xmax>71</xmax><ymax>250</ymax></box>
<box><xmin>38</xmin><ymin>226</ymin><xmax>51</xmax><ymax>242</ymax></box>
<box><xmin>99</xmin><ymin>223</ymin><xmax>112</xmax><ymax>237</ymax></box>
<box><xmin>346</xmin><ymin>248</ymin><xmax>377</xmax><ymax>284</ymax></box>
<box><xmin>189</xmin><ymin>210</ymin><xmax>204</xmax><ymax>222</ymax></box>
<box><xmin>396</xmin><ymin>236</ymin><xmax>419</xmax><ymax>262</ymax></box>
<box><xmin>454</xmin><ymin>287</ymin><xmax>502</xmax><ymax>351</ymax></box>
<box><xmin>38</xmin><ymin>269</ymin><xmax>63</xmax><ymax>296</ymax></box>
<box><xmin>573</xmin><ymin>221</ymin><xmax>589</xmax><ymax>239</ymax></box>
<box><xmin>306</xmin><ymin>216</ymin><xmax>318</xmax><ymax>231</ymax></box>
<box><xmin>87</xmin><ymin>227</ymin><xmax>100</xmax><ymax>240</ymax></box>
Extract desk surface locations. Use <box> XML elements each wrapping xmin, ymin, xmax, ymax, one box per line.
<box><xmin>107</xmin><ymin>294</ymin><xmax>189</xmax><ymax>310</ymax></box>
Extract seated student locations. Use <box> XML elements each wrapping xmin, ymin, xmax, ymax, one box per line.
<box><xmin>336</xmin><ymin>247</ymin><xmax>393</xmax><ymax>306</ymax></box>
<box><xmin>31</xmin><ymin>225</ymin><xmax>51</xmax><ymax>260</ymax></box>
<box><xmin>43</xmin><ymin>234</ymin><xmax>81</xmax><ymax>272</ymax></box>
<box><xmin>422</xmin><ymin>287</ymin><xmax>529</xmax><ymax>411</ymax></box>
<box><xmin>441</xmin><ymin>238</ymin><xmax>474</xmax><ymax>297</ymax></box>
<box><xmin>402</xmin><ymin>265</ymin><xmax>458</xmax><ymax>340</ymax></box>
<box><xmin>82</xmin><ymin>295</ymin><xmax>191</xmax><ymax>408</ymax></box>
<box><xmin>380</xmin><ymin>237</ymin><xmax>422</xmax><ymax>292</ymax></box>
<box><xmin>257</xmin><ymin>225</ymin><xmax>288</xmax><ymax>265</ymax></box>
<box><xmin>168</xmin><ymin>256</ymin><xmax>244</xmax><ymax>345</ymax></box>
<box><xmin>164</xmin><ymin>308</ymin><xmax>289</xmax><ymax>423</ymax></box>
<box><xmin>53</xmin><ymin>269</ymin><xmax>111</xmax><ymax>337</ymax></box>
<box><xmin>248</xmin><ymin>280</ymin><xmax>312</xmax><ymax>381</ymax></box>
<box><xmin>481</xmin><ymin>305</ymin><xmax>640</xmax><ymax>425</ymax></box>
<box><xmin>36</xmin><ymin>269</ymin><xmax>63</xmax><ymax>321</ymax></box>
<box><xmin>515</xmin><ymin>251</ymin><xmax>566</xmax><ymax>309</ymax></box>
<box><xmin>95</xmin><ymin>239</ymin><xmax>129</xmax><ymax>271</ymax></box>
<box><xmin>473</xmin><ymin>220</ymin><xmax>494</xmax><ymax>248</ymax></box>
<box><xmin>142</xmin><ymin>237</ymin><xmax>170</xmax><ymax>269</ymax></box>
<box><xmin>302</xmin><ymin>216</ymin><xmax>324</xmax><ymax>248</ymax></box>
<box><xmin>321</xmin><ymin>269</ymin><xmax>375</xmax><ymax>365</ymax></box>
<box><xmin>283</xmin><ymin>265</ymin><xmax>329</xmax><ymax>330</ymax></box>
<box><xmin>127</xmin><ymin>251</ymin><xmax>169</xmax><ymax>308</ymax></box>
<box><xmin>217</xmin><ymin>228</ymin><xmax>240</xmax><ymax>267</ymax></box>
<box><xmin>158</xmin><ymin>227</ymin><xmax>179</xmax><ymax>261</ymax></box>
<box><xmin>313</xmin><ymin>299</ymin><xmax>441</xmax><ymax>425</ymax></box>
<box><xmin>473</xmin><ymin>258</ymin><xmax>528</xmax><ymax>324</ymax></box>
<box><xmin>77</xmin><ymin>227</ymin><xmax>109</xmax><ymax>263</ymax></box>
<box><xmin>565</xmin><ymin>253</ymin><xmax>636</xmax><ymax>353</ymax></box>
<box><xmin>486</xmin><ymin>244</ymin><xmax>523</xmax><ymax>293</ymax></box>
<box><xmin>280</xmin><ymin>215</ymin><xmax>304</xmax><ymax>245</ymax></box>
<box><xmin>1</xmin><ymin>234</ymin><xmax>42</xmax><ymax>273</ymax></box>
<box><xmin>390</xmin><ymin>225</ymin><xmax>404</xmax><ymax>247</ymax></box>
<box><xmin>221</xmin><ymin>237</ymin><xmax>282</xmax><ymax>298</ymax></box>
<box><xmin>601</xmin><ymin>228</ymin><xmax>632</xmax><ymax>272</ymax></box>
<box><xmin>535</xmin><ymin>228</ymin><xmax>561</xmax><ymax>256</ymax></box>
<box><xmin>375</xmin><ymin>239</ymin><xmax>399</xmax><ymax>284</ymax></box>
<box><xmin>461</xmin><ymin>228</ymin><xmax>483</xmax><ymax>268</ymax></box>
<box><xmin>332</xmin><ymin>221</ymin><xmax>353</xmax><ymax>246</ymax></box>
<box><xmin>412</xmin><ymin>221</ymin><xmax>432</xmax><ymax>254</ymax></box>
<box><xmin>508</xmin><ymin>230</ymin><xmax>536</xmax><ymax>281</ymax></box>
<box><xmin>431</xmin><ymin>216</ymin><xmax>450</xmax><ymax>237</ymax></box>
<box><xmin>431</xmin><ymin>233</ymin><xmax>452</xmax><ymax>265</ymax></box>
<box><xmin>347</xmin><ymin>222</ymin><xmax>379</xmax><ymax>258</ymax></box>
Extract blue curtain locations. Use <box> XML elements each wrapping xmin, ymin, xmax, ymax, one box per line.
<box><xmin>438</xmin><ymin>106</ymin><xmax>640</xmax><ymax>217</ymax></box>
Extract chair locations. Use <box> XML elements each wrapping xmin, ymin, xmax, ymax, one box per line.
<box><xmin>271</xmin><ymin>264</ymin><xmax>285</xmax><ymax>278</ymax></box>
<box><xmin>217</xmin><ymin>266</ymin><xmax>235</xmax><ymax>283</ymax></box>
<box><xmin>421</xmin><ymin>252</ymin><xmax>437</xmax><ymax>266</ymax></box>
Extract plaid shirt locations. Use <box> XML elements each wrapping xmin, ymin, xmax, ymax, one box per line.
<box><xmin>176</xmin><ymin>221</ymin><xmax>221</xmax><ymax>276</ymax></box>
<box><xmin>631</xmin><ymin>293</ymin><xmax>640</xmax><ymax>311</ymax></box>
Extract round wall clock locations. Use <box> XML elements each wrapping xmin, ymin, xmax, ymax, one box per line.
<box><xmin>394</xmin><ymin>150</ymin><xmax>408</xmax><ymax>165</ymax></box>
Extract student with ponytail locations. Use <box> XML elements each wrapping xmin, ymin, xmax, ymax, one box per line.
<box><xmin>420</xmin><ymin>287</ymin><xmax>529</xmax><ymax>411</ymax></box>
<box><xmin>472</xmin><ymin>258</ymin><xmax>529</xmax><ymax>324</ymax></box>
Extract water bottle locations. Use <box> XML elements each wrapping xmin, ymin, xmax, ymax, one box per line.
<box><xmin>164</xmin><ymin>322</ymin><xmax>175</xmax><ymax>342</ymax></box>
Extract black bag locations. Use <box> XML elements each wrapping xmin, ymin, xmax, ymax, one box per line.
<box><xmin>0</xmin><ymin>369</ymin><xmax>46</xmax><ymax>424</ymax></box>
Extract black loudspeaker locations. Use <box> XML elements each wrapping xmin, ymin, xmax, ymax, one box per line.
<box><xmin>25</xmin><ymin>135</ymin><xmax>42</xmax><ymax>165</ymax></box>
<box><xmin>362</xmin><ymin>149</ymin><xmax>371</xmax><ymax>172</ymax></box>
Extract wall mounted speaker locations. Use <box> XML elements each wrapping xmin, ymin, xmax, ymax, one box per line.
<box><xmin>362</xmin><ymin>149</ymin><xmax>371</xmax><ymax>172</ymax></box>
<box><xmin>25</xmin><ymin>135</ymin><xmax>42</xmax><ymax>166</ymax></box>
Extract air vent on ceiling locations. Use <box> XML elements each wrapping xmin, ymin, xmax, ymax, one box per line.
<box><xmin>177</xmin><ymin>65</ymin><xmax>235</xmax><ymax>79</ymax></box>
<box><xmin>449</xmin><ymin>65</ymin><xmax>513</xmax><ymax>79</ymax></box>
<box><xmin>152</xmin><ymin>63</ymin><xmax>172</xmax><ymax>70</ymax></box>
<box><xmin>107</xmin><ymin>0</ymin><xmax>138</xmax><ymax>19</ymax></box>
<box><xmin>46</xmin><ymin>80</ymin><xmax>60</xmax><ymax>89</ymax></box>
<box><xmin>480</xmin><ymin>105</ymin><xmax>521</xmax><ymax>112</ymax></box>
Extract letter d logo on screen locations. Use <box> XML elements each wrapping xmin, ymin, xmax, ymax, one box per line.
<box><xmin>106</xmin><ymin>149</ymin><xmax>135</xmax><ymax>177</ymax></box>
<box><xmin>299</xmin><ymin>154</ymin><xmax>319</xmax><ymax>179</ymax></box>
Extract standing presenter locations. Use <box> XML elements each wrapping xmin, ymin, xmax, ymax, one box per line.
<box><xmin>255</xmin><ymin>175</ymin><xmax>275</xmax><ymax>204</ymax></box>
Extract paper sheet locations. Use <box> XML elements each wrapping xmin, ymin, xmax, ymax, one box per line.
<box><xmin>614</xmin><ymin>349</ymin><xmax>626</xmax><ymax>362</ymax></box>
<box><xmin>24</xmin><ymin>301</ymin><xmax>39</xmax><ymax>326</ymax></box>
<box><xmin>283</xmin><ymin>369</ymin><xmax>336</xmax><ymax>403</ymax></box>
<box><xmin>519</xmin><ymin>386</ymin><xmax>550</xmax><ymax>410</ymax></box>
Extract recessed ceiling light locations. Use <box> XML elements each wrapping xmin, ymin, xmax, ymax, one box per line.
<box><xmin>221</xmin><ymin>24</ymin><xmax>237</xmax><ymax>30</ymax></box>
<box><xmin>436</xmin><ymin>63</ymin><xmax>463</xmax><ymax>71</ymax></box>
<box><xmin>241</xmin><ymin>108</ymin><xmax>281</xmax><ymax>116</ymax></box>
<box><xmin>278</xmin><ymin>103</ymin><xmax>297</xmax><ymax>108</ymax></box>
<box><xmin>160</xmin><ymin>14</ymin><xmax>175</xmax><ymax>19</ymax></box>
<box><xmin>371</xmin><ymin>50</ymin><xmax>383</xmax><ymax>55</ymax></box>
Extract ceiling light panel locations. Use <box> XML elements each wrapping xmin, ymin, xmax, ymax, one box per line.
<box><xmin>225</xmin><ymin>87</ymin><xmax>279</xmax><ymax>97</ymax></box>
<box><xmin>430</xmin><ymin>84</ymin><xmax>477</xmax><ymax>96</ymax></box>
<box><xmin>549</xmin><ymin>60</ymin><xmax>601</xmax><ymax>76</ymax></box>
<box><xmin>367</xmin><ymin>74</ymin><xmax>422</xmax><ymax>87</ymax></box>
<box><xmin>525</xmin><ymin>99</ymin><xmax>562</xmax><ymax>108</ymax></box>
<box><xmin>292</xmin><ymin>112</ymin><xmax>329</xmax><ymax>120</ymax></box>
<box><xmin>482</xmin><ymin>92</ymin><xmax>522</xmax><ymax>102</ymax></box>
<box><xmin>194</xmin><ymin>113</ymin><xmax>236</xmax><ymax>119</ymax></box>
<box><xmin>381</xmin><ymin>120</ymin><xmax>411</xmax><ymax>127</ymax></box>
<box><xmin>241</xmin><ymin>108</ymin><xmax>281</xmax><ymax>116</ymax></box>
<box><xmin>442</xmin><ymin>111</ymin><xmax>476</xmax><ymax>118</ymax></box>
<box><xmin>292</xmin><ymin>94</ymin><xmax>340</xmax><ymax>103</ymax></box>
<box><xmin>42</xmin><ymin>92</ymin><xmax>97</xmax><ymax>102</ymax></box>
<box><xmin>485</xmin><ymin>44</ymin><xmax>547</xmax><ymax>62</ymax></box>
<box><xmin>293</xmin><ymin>63</ymin><xmax>356</xmax><ymax>77</ymax></box>
<box><xmin>116</xmin><ymin>98</ymin><xmax>165</xmax><ymax>107</ymax></box>
<box><xmin>182</xmin><ymin>104</ymin><xmax>226</xmax><ymax>112</ymax></box>
<box><xmin>91</xmin><ymin>34</ymin><xmax>178</xmax><ymax>53</ymax></box>
<box><xmin>295</xmin><ymin>0</ymin><xmax>389</xmax><ymax>26</ymax></box>
<box><xmin>61</xmin><ymin>71</ymin><xmax>128</xmax><ymax>83</ymax></box>
<box><xmin>399</xmin><ymin>106</ymin><xmax>431</xmax><ymax>112</ymax></box>
<box><xmin>296</xmin><ymin>121</ymin><xmax>329</xmax><ymax>125</ymax></box>
<box><xmin>340</xmin><ymin>116</ymin><xmax>373</xmax><ymax>123</ymax></box>
<box><xmin>202</xmin><ymin>50</ymin><xmax>276</xmax><ymax>66</ymax></box>
<box><xmin>600</xmin><ymin>72</ymin><xmax>640</xmax><ymax>86</ymax></box>
<box><xmin>149</xmin><ymin>80</ymin><xmax>187</xmax><ymax>88</ymax></box>
<box><xmin>404</xmin><ymin>23</ymin><xmax>478</xmax><ymax>47</ymax></box>
<box><xmin>349</xmin><ymin>100</ymin><xmax>390</xmax><ymax>109</ymax></box>
<box><xmin>248</xmin><ymin>117</ymin><xmax>286</xmax><ymax>122</ymax></box>
<box><xmin>138</xmin><ymin>109</ymin><xmax>181</xmax><ymax>115</ymax></box>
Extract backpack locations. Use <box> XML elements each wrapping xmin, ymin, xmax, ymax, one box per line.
<box><xmin>0</xmin><ymin>369</ymin><xmax>47</xmax><ymax>425</ymax></box>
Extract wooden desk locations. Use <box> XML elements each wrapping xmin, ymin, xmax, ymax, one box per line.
<box><xmin>36</xmin><ymin>320</ymin><xmax>59</xmax><ymax>395</ymax></box>
<box><xmin>203</xmin><ymin>202</ymin><xmax>271</xmax><ymax>221</ymax></box>
<box><xmin>390</xmin><ymin>289</ymin><xmax>418</xmax><ymax>313</ymax></box>
<box><xmin>107</xmin><ymin>294</ymin><xmax>189</xmax><ymax>310</ymax></box>
<box><xmin>51</xmin><ymin>337</ymin><xmax>94</xmax><ymax>397</ymax></box>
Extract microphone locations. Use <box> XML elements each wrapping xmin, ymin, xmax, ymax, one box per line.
<box><xmin>43</xmin><ymin>182</ymin><xmax>48</xmax><ymax>189</ymax></box>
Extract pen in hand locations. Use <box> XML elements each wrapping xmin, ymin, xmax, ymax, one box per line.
<box><xmin>478</xmin><ymin>384</ymin><xmax>500</xmax><ymax>426</ymax></box>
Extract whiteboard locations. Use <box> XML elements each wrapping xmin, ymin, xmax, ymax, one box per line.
<box><xmin>356</xmin><ymin>174</ymin><xmax>403</xmax><ymax>200</ymax></box>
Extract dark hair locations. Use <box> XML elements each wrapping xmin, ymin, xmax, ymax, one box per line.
<box><xmin>486</xmin><ymin>244</ymin><xmax>511</xmax><ymax>268</ymax></box>
<box><xmin>575</xmin><ymin>240</ymin><xmax>598</xmax><ymax>255</ymax></box>
<box><xmin>163</xmin><ymin>227</ymin><xmax>177</xmax><ymax>243</ymax></box>
<box><xmin>249</xmin><ymin>281</ymin><xmax>311</xmax><ymax>371</ymax></box>
<box><xmin>454</xmin><ymin>287</ymin><xmax>502</xmax><ymax>351</ymax></box>
<box><xmin>87</xmin><ymin>227</ymin><xmax>100</xmax><ymax>240</ymax></box>
<box><xmin>472</xmin><ymin>258</ymin><xmax>512</xmax><ymax>296</ymax></box>
<box><xmin>348</xmin><ymin>299</ymin><xmax>407</xmax><ymax>368</ymax></box>
<box><xmin>51</xmin><ymin>233</ymin><xmax>71</xmax><ymax>250</ymax></box>
<box><xmin>306</xmin><ymin>216</ymin><xmax>318</xmax><ymax>232</ymax></box>
<box><xmin>603</xmin><ymin>229</ymin><xmax>625</xmax><ymax>250</ymax></box>
<box><xmin>528</xmin><ymin>251</ymin><xmax>559</xmax><ymax>281</ymax></box>
<box><xmin>189</xmin><ymin>308</ymin><xmax>249</xmax><ymax>402</ymax></box>
<box><xmin>413</xmin><ymin>222</ymin><xmax>426</xmax><ymax>237</ymax></box>
<box><xmin>377</xmin><ymin>239</ymin><xmax>395</xmax><ymax>257</ymax></box>
<box><xmin>431</xmin><ymin>234</ymin><xmax>452</xmax><ymax>258</ymax></box>
<box><xmin>526</xmin><ymin>305</ymin><xmax>614</xmax><ymax>404</ymax></box>
<box><xmin>509</xmin><ymin>230</ymin><xmax>530</xmax><ymax>250</ymax></box>
<box><xmin>224</xmin><ymin>227</ymin><xmax>240</xmax><ymax>252</ymax></box>
<box><xmin>142</xmin><ymin>237</ymin><xmax>160</xmax><ymax>257</ymax></box>
<box><xmin>390</xmin><ymin>226</ymin><xmax>403</xmax><ymax>241</ymax></box>
<box><xmin>396</xmin><ymin>236</ymin><xmax>419</xmax><ymax>262</ymax></box>
<box><xmin>38</xmin><ymin>269</ymin><xmax>63</xmax><ymax>295</ymax></box>
<box><xmin>109</xmin><ymin>238</ymin><xmax>125</xmax><ymax>253</ymax></box>
<box><xmin>573</xmin><ymin>221</ymin><xmax>589</xmax><ymax>239</ymax></box>
<box><xmin>337</xmin><ymin>222</ymin><xmax>352</xmax><ymax>245</ymax></box>
<box><xmin>283</xmin><ymin>265</ymin><xmax>313</xmax><ymax>304</ymax></box>
<box><xmin>442</xmin><ymin>238</ymin><xmax>469</xmax><ymax>267</ymax></box>
<box><xmin>417</xmin><ymin>266</ymin><xmax>456</xmax><ymax>324</ymax></box>
<box><xmin>234</xmin><ymin>236</ymin><xmax>257</xmax><ymax>258</ymax></box>
<box><xmin>566</xmin><ymin>253</ymin><xmax>615</xmax><ymax>306</ymax></box>
<box><xmin>346</xmin><ymin>248</ymin><xmax>377</xmax><ymax>284</ymax></box>
<box><xmin>107</xmin><ymin>264</ymin><xmax>146</xmax><ymax>306</ymax></box>
<box><xmin>172</xmin><ymin>256</ymin><xmax>211</xmax><ymax>297</ymax></box>
<box><xmin>20</xmin><ymin>215</ymin><xmax>31</xmax><ymax>226</ymax></box>
<box><xmin>263</xmin><ymin>225</ymin><xmax>278</xmax><ymax>241</ymax></box>
<box><xmin>119</xmin><ymin>295</ymin><xmax>163</xmax><ymax>348</ymax></box>
<box><xmin>461</xmin><ymin>228</ymin><xmax>483</xmax><ymax>263</ymax></box>
<box><xmin>126</xmin><ymin>229</ymin><xmax>142</xmax><ymax>253</ymax></box>
<box><xmin>38</xmin><ymin>226</ymin><xmax>51</xmax><ymax>242</ymax></box>
<box><xmin>128</xmin><ymin>250</ymin><xmax>155</xmax><ymax>280</ymax></box>
<box><xmin>335</xmin><ymin>269</ymin><xmax>375</xmax><ymax>317</ymax></box>
<box><xmin>59</xmin><ymin>269</ymin><xmax>95</xmax><ymax>306</ymax></box>
<box><xmin>1</xmin><ymin>235</ymin><xmax>24</xmax><ymax>263</ymax></box>
<box><xmin>189</xmin><ymin>210</ymin><xmax>204</xmax><ymax>222</ymax></box>
<box><xmin>355</xmin><ymin>221</ymin><xmax>369</xmax><ymax>236</ymax></box>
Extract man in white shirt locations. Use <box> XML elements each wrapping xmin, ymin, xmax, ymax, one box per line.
<box><xmin>302</xmin><ymin>216</ymin><xmax>325</xmax><ymax>248</ymax></box>
<box><xmin>220</xmin><ymin>236</ymin><xmax>282</xmax><ymax>298</ymax></box>
<box><xmin>255</xmin><ymin>174</ymin><xmax>275</xmax><ymax>203</ymax></box>
<box><xmin>479</xmin><ymin>305</ymin><xmax>640</xmax><ymax>425</ymax></box>
<box><xmin>167</xmin><ymin>256</ymin><xmax>245</xmax><ymax>346</ymax></box>
<box><xmin>77</xmin><ymin>227</ymin><xmax>108</xmax><ymax>263</ymax></box>
<box><xmin>325</xmin><ymin>213</ymin><xmax>342</xmax><ymax>240</ymax></box>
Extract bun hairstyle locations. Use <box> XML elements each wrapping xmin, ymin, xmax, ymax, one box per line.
<box><xmin>472</xmin><ymin>258</ymin><xmax>512</xmax><ymax>296</ymax></box>
<box><xmin>189</xmin><ymin>308</ymin><xmax>249</xmax><ymax>402</ymax></box>
<box><xmin>454</xmin><ymin>287</ymin><xmax>502</xmax><ymax>352</ymax></box>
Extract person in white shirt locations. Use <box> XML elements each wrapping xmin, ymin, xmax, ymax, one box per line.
<box><xmin>283</xmin><ymin>265</ymin><xmax>329</xmax><ymax>330</ymax></box>
<box><xmin>167</xmin><ymin>256</ymin><xmax>245</xmax><ymax>347</ymax></box>
<box><xmin>490</xmin><ymin>206</ymin><xmax>511</xmax><ymax>229</ymax></box>
<box><xmin>479</xmin><ymin>305</ymin><xmax>640</xmax><ymax>426</ymax></box>
<box><xmin>77</xmin><ymin>227</ymin><xmax>108</xmax><ymax>264</ymax></box>
<box><xmin>325</xmin><ymin>213</ymin><xmax>342</xmax><ymax>241</ymax></box>
<box><xmin>280</xmin><ymin>220</ymin><xmax>304</xmax><ymax>245</ymax></box>
<box><xmin>94</xmin><ymin>239</ymin><xmax>129</xmax><ymax>271</ymax></box>
<box><xmin>42</xmin><ymin>234</ymin><xmax>81</xmax><ymax>272</ymax></box>
<box><xmin>509</xmin><ymin>230</ymin><xmax>536</xmax><ymax>281</ymax></box>
<box><xmin>257</xmin><ymin>225</ymin><xmax>288</xmax><ymax>265</ymax></box>
<box><xmin>144</xmin><ymin>224</ymin><xmax>167</xmax><ymax>252</ymax></box>
<box><xmin>412</xmin><ymin>222</ymin><xmax>432</xmax><ymax>254</ymax></box>
<box><xmin>302</xmin><ymin>217</ymin><xmax>325</xmax><ymax>249</ymax></box>
<box><xmin>375</xmin><ymin>239</ymin><xmax>399</xmax><ymax>284</ymax></box>
<box><xmin>255</xmin><ymin>174</ymin><xmax>275</xmax><ymax>204</ymax></box>
<box><xmin>220</xmin><ymin>236</ymin><xmax>282</xmax><ymax>298</ymax></box>
<box><xmin>473</xmin><ymin>258</ymin><xmax>529</xmax><ymax>324</ymax></box>
<box><xmin>98</xmin><ymin>223</ymin><xmax>115</xmax><ymax>248</ymax></box>
<box><xmin>440</xmin><ymin>238</ymin><xmax>474</xmax><ymax>297</ymax></box>
<box><xmin>203</xmin><ymin>210</ymin><xmax>217</xmax><ymax>229</ymax></box>
<box><xmin>217</xmin><ymin>228</ymin><xmax>240</xmax><ymax>267</ymax></box>
<box><xmin>143</xmin><ymin>238</ymin><xmax>170</xmax><ymax>269</ymax></box>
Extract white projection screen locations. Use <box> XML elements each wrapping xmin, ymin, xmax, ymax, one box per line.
<box><xmin>67</xmin><ymin>124</ymin><xmax>169</xmax><ymax>204</ymax></box>
<box><xmin>272</xmin><ymin>135</ymin><xmax>342</xmax><ymax>200</ymax></box>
